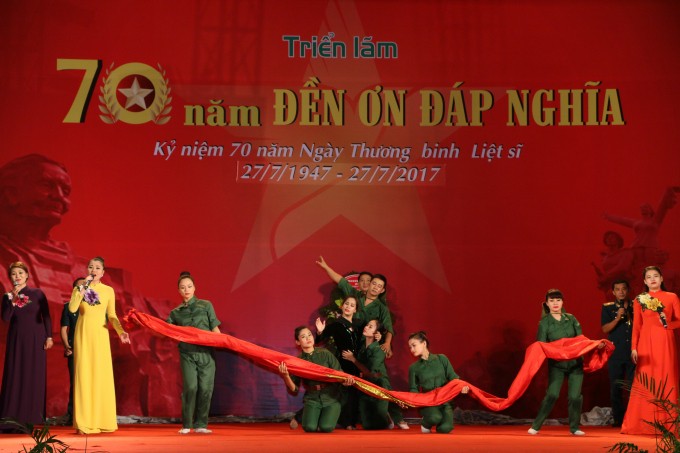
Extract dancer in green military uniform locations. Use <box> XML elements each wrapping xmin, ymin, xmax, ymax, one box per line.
<box><xmin>408</xmin><ymin>331</ymin><xmax>469</xmax><ymax>434</ymax></box>
<box><xmin>166</xmin><ymin>272</ymin><xmax>221</xmax><ymax>435</ymax></box>
<box><xmin>279</xmin><ymin>326</ymin><xmax>355</xmax><ymax>433</ymax></box>
<box><xmin>600</xmin><ymin>279</ymin><xmax>635</xmax><ymax>427</ymax></box>
<box><xmin>344</xmin><ymin>319</ymin><xmax>409</xmax><ymax>430</ymax></box>
<box><xmin>528</xmin><ymin>288</ymin><xmax>603</xmax><ymax>436</ymax></box>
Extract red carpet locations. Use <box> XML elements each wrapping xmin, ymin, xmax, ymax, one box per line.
<box><xmin>0</xmin><ymin>424</ymin><xmax>658</xmax><ymax>453</ymax></box>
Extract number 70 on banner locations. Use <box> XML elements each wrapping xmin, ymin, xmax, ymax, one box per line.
<box><xmin>57</xmin><ymin>58</ymin><xmax>172</xmax><ymax>125</ymax></box>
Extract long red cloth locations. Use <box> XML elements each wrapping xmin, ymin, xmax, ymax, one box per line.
<box><xmin>124</xmin><ymin>309</ymin><xmax>613</xmax><ymax>409</ymax></box>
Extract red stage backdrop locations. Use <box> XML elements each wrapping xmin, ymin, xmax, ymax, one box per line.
<box><xmin>0</xmin><ymin>0</ymin><xmax>679</xmax><ymax>419</ymax></box>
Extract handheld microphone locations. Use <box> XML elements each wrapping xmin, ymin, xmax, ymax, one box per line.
<box><xmin>83</xmin><ymin>274</ymin><xmax>95</xmax><ymax>290</ymax></box>
<box><xmin>660</xmin><ymin>311</ymin><xmax>668</xmax><ymax>328</ymax></box>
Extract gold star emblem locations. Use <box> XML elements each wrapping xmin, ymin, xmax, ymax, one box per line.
<box><xmin>118</xmin><ymin>77</ymin><xmax>153</xmax><ymax>110</ymax></box>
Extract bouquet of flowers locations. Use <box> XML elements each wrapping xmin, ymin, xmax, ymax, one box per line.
<box><xmin>638</xmin><ymin>292</ymin><xmax>667</xmax><ymax>328</ymax></box>
<box><xmin>6</xmin><ymin>292</ymin><xmax>31</xmax><ymax>308</ymax></box>
<box><xmin>83</xmin><ymin>288</ymin><xmax>100</xmax><ymax>306</ymax></box>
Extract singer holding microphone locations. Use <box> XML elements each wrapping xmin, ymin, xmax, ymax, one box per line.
<box><xmin>69</xmin><ymin>256</ymin><xmax>130</xmax><ymax>434</ymax></box>
<box><xmin>0</xmin><ymin>262</ymin><xmax>52</xmax><ymax>432</ymax></box>
<box><xmin>622</xmin><ymin>266</ymin><xmax>680</xmax><ymax>434</ymax></box>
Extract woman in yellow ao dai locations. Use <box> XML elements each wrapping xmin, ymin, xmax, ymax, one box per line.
<box><xmin>69</xmin><ymin>256</ymin><xmax>130</xmax><ymax>434</ymax></box>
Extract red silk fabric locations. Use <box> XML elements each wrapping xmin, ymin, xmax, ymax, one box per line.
<box><xmin>125</xmin><ymin>309</ymin><xmax>613</xmax><ymax>410</ymax></box>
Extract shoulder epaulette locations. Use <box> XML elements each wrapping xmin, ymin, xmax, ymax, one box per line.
<box><xmin>603</xmin><ymin>302</ymin><xmax>615</xmax><ymax>306</ymax></box>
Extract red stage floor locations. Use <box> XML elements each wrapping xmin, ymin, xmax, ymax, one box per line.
<box><xmin>0</xmin><ymin>424</ymin><xmax>659</xmax><ymax>453</ymax></box>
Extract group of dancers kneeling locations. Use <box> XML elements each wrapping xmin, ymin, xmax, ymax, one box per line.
<box><xmin>274</xmin><ymin>256</ymin><xmax>469</xmax><ymax>434</ymax></box>
<box><xmin>279</xmin><ymin>320</ymin><xmax>469</xmax><ymax>434</ymax></box>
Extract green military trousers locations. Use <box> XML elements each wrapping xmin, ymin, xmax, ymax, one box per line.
<box><xmin>531</xmin><ymin>364</ymin><xmax>584</xmax><ymax>433</ymax></box>
<box><xmin>180</xmin><ymin>350</ymin><xmax>216</xmax><ymax>429</ymax></box>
